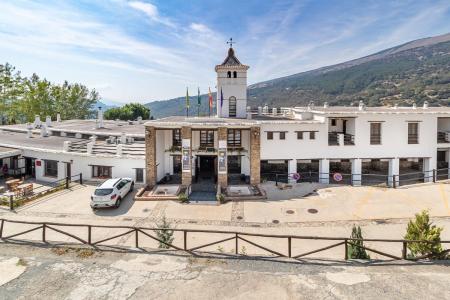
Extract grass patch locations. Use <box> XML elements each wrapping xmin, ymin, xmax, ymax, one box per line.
<box><xmin>76</xmin><ymin>248</ymin><xmax>95</xmax><ymax>259</ymax></box>
<box><xmin>16</xmin><ymin>258</ymin><xmax>28</xmax><ymax>267</ymax></box>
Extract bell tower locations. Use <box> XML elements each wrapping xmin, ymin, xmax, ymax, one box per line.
<box><xmin>215</xmin><ymin>38</ymin><xmax>249</xmax><ymax>118</ymax></box>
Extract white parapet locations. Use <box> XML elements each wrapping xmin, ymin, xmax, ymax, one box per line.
<box><xmin>87</xmin><ymin>142</ymin><xmax>94</xmax><ymax>154</ymax></box>
<box><xmin>75</xmin><ymin>133</ymin><xmax>82</xmax><ymax>139</ymax></box>
<box><xmin>117</xmin><ymin>144</ymin><xmax>123</xmax><ymax>157</ymax></box>
<box><xmin>63</xmin><ymin>141</ymin><xmax>71</xmax><ymax>152</ymax></box>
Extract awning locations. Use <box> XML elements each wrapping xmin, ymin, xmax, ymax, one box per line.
<box><xmin>0</xmin><ymin>147</ymin><xmax>22</xmax><ymax>159</ymax></box>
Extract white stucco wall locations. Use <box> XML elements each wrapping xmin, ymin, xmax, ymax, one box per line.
<box><xmin>216</xmin><ymin>70</ymin><xmax>247</xmax><ymax>118</ymax></box>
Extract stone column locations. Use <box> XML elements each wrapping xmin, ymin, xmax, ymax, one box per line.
<box><xmin>388</xmin><ymin>158</ymin><xmax>399</xmax><ymax>187</ymax></box>
<box><xmin>288</xmin><ymin>159</ymin><xmax>297</xmax><ymax>183</ymax></box>
<box><xmin>351</xmin><ymin>158</ymin><xmax>362</xmax><ymax>186</ymax></box>
<box><xmin>447</xmin><ymin>150</ymin><xmax>450</xmax><ymax>179</ymax></box>
<box><xmin>217</xmin><ymin>127</ymin><xmax>228</xmax><ymax>187</ymax></box>
<box><xmin>423</xmin><ymin>157</ymin><xmax>436</xmax><ymax>183</ymax></box>
<box><xmin>145</xmin><ymin>126</ymin><xmax>157</xmax><ymax>187</ymax></box>
<box><xmin>319</xmin><ymin>159</ymin><xmax>329</xmax><ymax>184</ymax></box>
<box><xmin>181</xmin><ymin>126</ymin><xmax>192</xmax><ymax>186</ymax></box>
<box><xmin>250</xmin><ymin>127</ymin><xmax>261</xmax><ymax>185</ymax></box>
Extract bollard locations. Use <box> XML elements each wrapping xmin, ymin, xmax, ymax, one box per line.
<box><xmin>80</xmin><ymin>173</ymin><xmax>83</xmax><ymax>185</ymax></box>
<box><xmin>65</xmin><ymin>176</ymin><xmax>69</xmax><ymax>189</ymax></box>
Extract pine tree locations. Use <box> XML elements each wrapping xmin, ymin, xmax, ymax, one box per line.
<box><xmin>404</xmin><ymin>210</ymin><xmax>445</xmax><ymax>259</ymax></box>
<box><xmin>154</xmin><ymin>215</ymin><xmax>174</xmax><ymax>249</ymax></box>
<box><xmin>348</xmin><ymin>225</ymin><xmax>370</xmax><ymax>259</ymax></box>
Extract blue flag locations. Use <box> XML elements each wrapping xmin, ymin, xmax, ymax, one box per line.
<box><xmin>220</xmin><ymin>87</ymin><xmax>223</xmax><ymax>107</ymax></box>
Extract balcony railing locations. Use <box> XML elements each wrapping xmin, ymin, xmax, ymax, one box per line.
<box><xmin>437</xmin><ymin>131</ymin><xmax>450</xmax><ymax>143</ymax></box>
<box><xmin>343</xmin><ymin>134</ymin><xmax>355</xmax><ymax>145</ymax></box>
<box><xmin>328</xmin><ymin>132</ymin><xmax>355</xmax><ymax>146</ymax></box>
<box><xmin>328</xmin><ymin>132</ymin><xmax>339</xmax><ymax>146</ymax></box>
<box><xmin>370</xmin><ymin>135</ymin><xmax>381</xmax><ymax>145</ymax></box>
<box><xmin>408</xmin><ymin>134</ymin><xmax>419</xmax><ymax>144</ymax></box>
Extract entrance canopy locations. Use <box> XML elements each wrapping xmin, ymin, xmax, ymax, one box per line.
<box><xmin>0</xmin><ymin>147</ymin><xmax>22</xmax><ymax>159</ymax></box>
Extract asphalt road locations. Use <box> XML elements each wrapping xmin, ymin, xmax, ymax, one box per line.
<box><xmin>0</xmin><ymin>244</ymin><xmax>449</xmax><ymax>300</ymax></box>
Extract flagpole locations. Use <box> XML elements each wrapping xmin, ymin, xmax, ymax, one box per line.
<box><xmin>197</xmin><ymin>87</ymin><xmax>200</xmax><ymax>117</ymax></box>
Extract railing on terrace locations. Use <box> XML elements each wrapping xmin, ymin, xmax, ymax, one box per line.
<box><xmin>343</xmin><ymin>134</ymin><xmax>355</xmax><ymax>145</ymax></box>
<box><xmin>261</xmin><ymin>168</ymin><xmax>449</xmax><ymax>188</ymax></box>
<box><xmin>328</xmin><ymin>132</ymin><xmax>339</xmax><ymax>145</ymax></box>
<box><xmin>0</xmin><ymin>218</ymin><xmax>448</xmax><ymax>261</ymax></box>
<box><xmin>437</xmin><ymin>131</ymin><xmax>449</xmax><ymax>143</ymax></box>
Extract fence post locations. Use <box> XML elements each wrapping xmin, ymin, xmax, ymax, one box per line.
<box><xmin>288</xmin><ymin>237</ymin><xmax>292</xmax><ymax>258</ymax></box>
<box><xmin>432</xmin><ymin>169</ymin><xmax>436</xmax><ymax>183</ymax></box>
<box><xmin>42</xmin><ymin>223</ymin><xmax>46</xmax><ymax>243</ymax></box>
<box><xmin>183</xmin><ymin>231</ymin><xmax>187</xmax><ymax>251</ymax></box>
<box><xmin>79</xmin><ymin>173</ymin><xmax>83</xmax><ymax>185</ymax></box>
<box><xmin>87</xmin><ymin>225</ymin><xmax>92</xmax><ymax>245</ymax></box>
<box><xmin>393</xmin><ymin>175</ymin><xmax>397</xmax><ymax>188</ymax></box>
<box><xmin>65</xmin><ymin>176</ymin><xmax>69</xmax><ymax>189</ymax></box>
<box><xmin>135</xmin><ymin>228</ymin><xmax>139</xmax><ymax>248</ymax></box>
<box><xmin>309</xmin><ymin>171</ymin><xmax>312</xmax><ymax>183</ymax></box>
<box><xmin>235</xmin><ymin>233</ymin><xmax>238</xmax><ymax>255</ymax></box>
<box><xmin>344</xmin><ymin>239</ymin><xmax>348</xmax><ymax>260</ymax></box>
<box><xmin>9</xmin><ymin>195</ymin><xmax>14</xmax><ymax>211</ymax></box>
<box><xmin>0</xmin><ymin>219</ymin><xmax>4</xmax><ymax>238</ymax></box>
<box><xmin>402</xmin><ymin>242</ymin><xmax>407</xmax><ymax>259</ymax></box>
<box><xmin>275</xmin><ymin>174</ymin><xmax>278</xmax><ymax>186</ymax></box>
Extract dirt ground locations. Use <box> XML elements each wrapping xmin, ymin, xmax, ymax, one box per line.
<box><xmin>0</xmin><ymin>244</ymin><xmax>449</xmax><ymax>300</ymax></box>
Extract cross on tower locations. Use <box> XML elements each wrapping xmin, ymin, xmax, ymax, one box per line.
<box><xmin>227</xmin><ymin>37</ymin><xmax>235</xmax><ymax>48</ymax></box>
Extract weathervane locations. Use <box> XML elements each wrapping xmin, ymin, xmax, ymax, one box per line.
<box><xmin>227</xmin><ymin>37</ymin><xmax>235</xmax><ymax>48</ymax></box>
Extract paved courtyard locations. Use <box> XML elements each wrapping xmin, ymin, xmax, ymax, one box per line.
<box><xmin>0</xmin><ymin>181</ymin><xmax>449</xmax><ymax>260</ymax></box>
<box><xmin>3</xmin><ymin>181</ymin><xmax>449</xmax><ymax>225</ymax></box>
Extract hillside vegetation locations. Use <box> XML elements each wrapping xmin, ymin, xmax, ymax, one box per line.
<box><xmin>147</xmin><ymin>34</ymin><xmax>450</xmax><ymax>118</ymax></box>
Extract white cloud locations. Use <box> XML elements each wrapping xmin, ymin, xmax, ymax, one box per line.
<box><xmin>189</xmin><ymin>23</ymin><xmax>211</xmax><ymax>33</ymax></box>
<box><xmin>128</xmin><ymin>1</ymin><xmax>175</xmax><ymax>28</ymax></box>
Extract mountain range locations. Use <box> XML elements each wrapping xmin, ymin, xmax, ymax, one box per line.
<box><xmin>146</xmin><ymin>33</ymin><xmax>450</xmax><ymax>118</ymax></box>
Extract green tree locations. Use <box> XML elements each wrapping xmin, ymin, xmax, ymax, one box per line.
<box><xmin>348</xmin><ymin>225</ymin><xmax>370</xmax><ymax>259</ymax></box>
<box><xmin>154</xmin><ymin>215</ymin><xmax>174</xmax><ymax>249</ymax></box>
<box><xmin>404</xmin><ymin>210</ymin><xmax>445</xmax><ymax>259</ymax></box>
<box><xmin>104</xmin><ymin>103</ymin><xmax>150</xmax><ymax>121</ymax></box>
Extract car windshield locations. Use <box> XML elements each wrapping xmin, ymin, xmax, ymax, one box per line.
<box><xmin>94</xmin><ymin>188</ymin><xmax>113</xmax><ymax>196</ymax></box>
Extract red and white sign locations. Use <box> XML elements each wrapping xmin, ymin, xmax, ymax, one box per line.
<box><xmin>333</xmin><ymin>172</ymin><xmax>343</xmax><ymax>182</ymax></box>
<box><xmin>35</xmin><ymin>160</ymin><xmax>41</xmax><ymax>167</ymax></box>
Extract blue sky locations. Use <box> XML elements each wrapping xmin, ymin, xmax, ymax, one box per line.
<box><xmin>1</xmin><ymin>0</ymin><xmax>450</xmax><ymax>104</ymax></box>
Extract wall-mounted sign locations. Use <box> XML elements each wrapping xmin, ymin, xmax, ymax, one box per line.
<box><xmin>218</xmin><ymin>148</ymin><xmax>227</xmax><ymax>174</ymax></box>
<box><xmin>35</xmin><ymin>160</ymin><xmax>41</xmax><ymax>167</ymax></box>
<box><xmin>182</xmin><ymin>139</ymin><xmax>191</xmax><ymax>172</ymax></box>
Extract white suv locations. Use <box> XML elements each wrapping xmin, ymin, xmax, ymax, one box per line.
<box><xmin>90</xmin><ymin>178</ymin><xmax>134</xmax><ymax>209</ymax></box>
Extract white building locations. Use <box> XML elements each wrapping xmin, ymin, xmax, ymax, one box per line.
<box><xmin>1</xmin><ymin>46</ymin><xmax>449</xmax><ymax>192</ymax></box>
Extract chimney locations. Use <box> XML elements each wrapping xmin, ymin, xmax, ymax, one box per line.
<box><xmin>307</xmin><ymin>101</ymin><xmax>315</xmax><ymax>110</ymax></box>
<box><xmin>45</xmin><ymin>116</ymin><xmax>52</xmax><ymax>127</ymax></box>
<box><xmin>358</xmin><ymin>101</ymin><xmax>366</xmax><ymax>111</ymax></box>
<box><xmin>34</xmin><ymin>115</ymin><xmax>41</xmax><ymax>128</ymax></box>
<box><xmin>56</xmin><ymin>113</ymin><xmax>61</xmax><ymax>122</ymax></box>
<box><xmin>323</xmin><ymin>102</ymin><xmax>329</xmax><ymax>108</ymax></box>
<box><xmin>393</xmin><ymin>103</ymin><xmax>398</xmax><ymax>109</ymax></box>
<box><xmin>137</xmin><ymin>116</ymin><xmax>143</xmax><ymax>124</ymax></box>
<box><xmin>263</xmin><ymin>104</ymin><xmax>268</xmax><ymax>114</ymax></box>
<box><xmin>272</xmin><ymin>108</ymin><xmax>277</xmax><ymax>116</ymax></box>
<box><xmin>247</xmin><ymin>111</ymin><xmax>252</xmax><ymax>119</ymax></box>
<box><xmin>97</xmin><ymin>107</ymin><xmax>104</xmax><ymax>128</ymax></box>
<box><xmin>26</xmin><ymin>128</ymin><xmax>32</xmax><ymax>138</ymax></box>
<box><xmin>120</xmin><ymin>132</ymin><xmax>127</xmax><ymax>144</ymax></box>
<box><xmin>40</xmin><ymin>124</ymin><xmax>48</xmax><ymax>137</ymax></box>
<box><xmin>257</xmin><ymin>106</ymin><xmax>262</xmax><ymax>115</ymax></box>
<box><xmin>412</xmin><ymin>102</ymin><xmax>417</xmax><ymax>109</ymax></box>
<box><xmin>423</xmin><ymin>101</ymin><xmax>429</xmax><ymax>109</ymax></box>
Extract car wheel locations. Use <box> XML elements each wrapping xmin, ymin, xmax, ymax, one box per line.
<box><xmin>130</xmin><ymin>183</ymin><xmax>134</xmax><ymax>191</ymax></box>
<box><xmin>115</xmin><ymin>197</ymin><xmax>121</xmax><ymax>208</ymax></box>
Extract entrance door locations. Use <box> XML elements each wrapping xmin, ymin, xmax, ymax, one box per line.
<box><xmin>25</xmin><ymin>157</ymin><xmax>35</xmax><ymax>178</ymax></box>
<box><xmin>199</xmin><ymin>156</ymin><xmax>216</xmax><ymax>182</ymax></box>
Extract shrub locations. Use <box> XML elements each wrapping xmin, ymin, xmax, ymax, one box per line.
<box><xmin>348</xmin><ymin>225</ymin><xmax>370</xmax><ymax>259</ymax></box>
<box><xmin>216</xmin><ymin>193</ymin><xmax>225</xmax><ymax>203</ymax></box>
<box><xmin>154</xmin><ymin>215</ymin><xmax>174</xmax><ymax>249</ymax></box>
<box><xmin>178</xmin><ymin>193</ymin><xmax>188</xmax><ymax>203</ymax></box>
<box><xmin>404</xmin><ymin>210</ymin><xmax>445</xmax><ymax>259</ymax></box>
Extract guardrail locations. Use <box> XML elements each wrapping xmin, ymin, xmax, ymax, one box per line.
<box><xmin>3</xmin><ymin>173</ymin><xmax>83</xmax><ymax>210</ymax></box>
<box><xmin>262</xmin><ymin>168</ymin><xmax>449</xmax><ymax>188</ymax></box>
<box><xmin>0</xmin><ymin>218</ymin><xmax>448</xmax><ymax>261</ymax></box>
